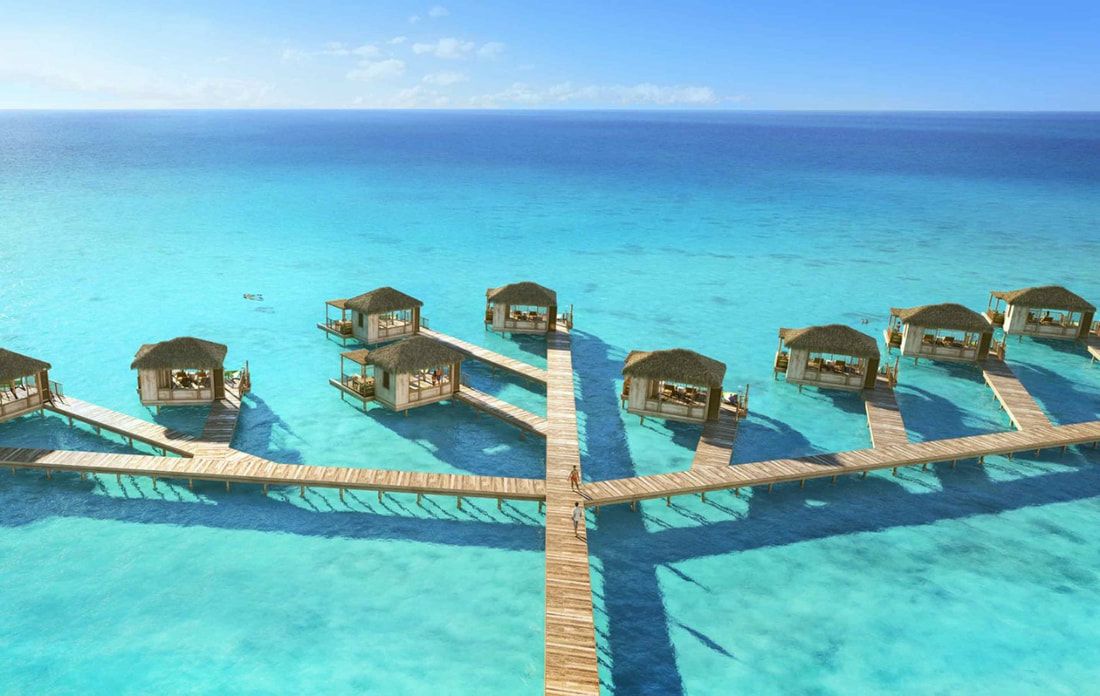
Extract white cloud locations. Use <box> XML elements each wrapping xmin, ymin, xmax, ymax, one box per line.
<box><xmin>428</xmin><ymin>5</ymin><xmax>449</xmax><ymax>18</ymax></box>
<box><xmin>469</xmin><ymin>82</ymin><xmax>722</xmax><ymax>108</ymax></box>
<box><xmin>346</xmin><ymin>58</ymin><xmax>407</xmax><ymax>82</ymax></box>
<box><xmin>477</xmin><ymin>41</ymin><xmax>505</xmax><ymax>59</ymax></box>
<box><xmin>321</xmin><ymin>42</ymin><xmax>378</xmax><ymax>57</ymax></box>
<box><xmin>389</xmin><ymin>36</ymin><xmax>408</xmax><ymax>45</ymax></box>
<box><xmin>281</xmin><ymin>47</ymin><xmax>310</xmax><ymax>63</ymax></box>
<box><xmin>411</xmin><ymin>37</ymin><xmax>476</xmax><ymax>59</ymax></box>
<box><xmin>422</xmin><ymin>70</ymin><xmax>468</xmax><ymax>86</ymax></box>
<box><xmin>408</xmin><ymin>14</ymin><xmax>421</xmax><ymax>24</ymax></box>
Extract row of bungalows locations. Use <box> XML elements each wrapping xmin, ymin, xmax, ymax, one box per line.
<box><xmin>0</xmin><ymin>348</ymin><xmax>56</xmax><ymax>423</ymax></box>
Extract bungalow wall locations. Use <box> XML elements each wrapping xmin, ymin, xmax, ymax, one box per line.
<box><xmin>1004</xmin><ymin>304</ymin><xmax>1093</xmax><ymax>340</ymax></box>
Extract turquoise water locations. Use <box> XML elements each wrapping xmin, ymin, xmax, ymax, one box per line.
<box><xmin>2</xmin><ymin>111</ymin><xmax>1100</xmax><ymax>694</ymax></box>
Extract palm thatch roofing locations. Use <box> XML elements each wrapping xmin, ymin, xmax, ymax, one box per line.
<box><xmin>486</xmin><ymin>282</ymin><xmax>557</xmax><ymax>307</ymax></box>
<box><xmin>131</xmin><ymin>337</ymin><xmax>227</xmax><ymax>370</ymax></box>
<box><xmin>341</xmin><ymin>349</ymin><xmax>372</xmax><ymax>366</ymax></box>
<box><xmin>991</xmin><ymin>285</ymin><xmax>1095</xmax><ymax>312</ymax></box>
<box><xmin>622</xmin><ymin>349</ymin><xmax>726</xmax><ymax>387</ymax></box>
<box><xmin>779</xmin><ymin>325</ymin><xmax>879</xmax><ymax>358</ymax></box>
<box><xmin>0</xmin><ymin>348</ymin><xmax>51</xmax><ymax>383</ymax></box>
<box><xmin>345</xmin><ymin>287</ymin><xmax>423</xmax><ymax>315</ymax></box>
<box><xmin>890</xmin><ymin>303</ymin><xmax>991</xmax><ymax>333</ymax></box>
<box><xmin>366</xmin><ymin>335</ymin><xmax>464</xmax><ymax>373</ymax></box>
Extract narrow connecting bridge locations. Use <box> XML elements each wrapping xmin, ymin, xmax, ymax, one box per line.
<box><xmin>691</xmin><ymin>404</ymin><xmax>740</xmax><ymax>468</ymax></box>
<box><xmin>46</xmin><ymin>396</ymin><xmax>199</xmax><ymax>456</ymax></box>
<box><xmin>454</xmin><ymin>386</ymin><xmax>547</xmax><ymax>437</ymax></box>
<box><xmin>863</xmin><ymin>377</ymin><xmax>910</xmax><ymax>448</ymax></box>
<box><xmin>420</xmin><ymin>327</ymin><xmax>549</xmax><ymax>384</ymax></box>
<box><xmin>982</xmin><ymin>358</ymin><xmax>1053</xmax><ymax>430</ymax></box>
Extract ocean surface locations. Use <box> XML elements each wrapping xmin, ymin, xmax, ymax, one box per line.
<box><xmin>2</xmin><ymin>110</ymin><xmax>1100</xmax><ymax>694</ymax></box>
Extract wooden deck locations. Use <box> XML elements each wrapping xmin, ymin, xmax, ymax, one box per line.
<box><xmin>454</xmin><ymin>387</ymin><xmax>547</xmax><ymax>437</ymax></box>
<box><xmin>189</xmin><ymin>387</ymin><xmax>244</xmax><ymax>458</ymax></box>
<box><xmin>543</xmin><ymin>328</ymin><xmax>601</xmax><ymax>696</ymax></box>
<box><xmin>420</xmin><ymin>327</ymin><xmax>548</xmax><ymax>384</ymax></box>
<box><xmin>691</xmin><ymin>404</ymin><xmax>739</xmax><ymax>468</ymax></box>
<box><xmin>582</xmin><ymin>419</ymin><xmax>1100</xmax><ymax>507</ymax></box>
<box><xmin>982</xmin><ymin>358</ymin><xmax>1052</xmax><ymax>430</ymax></box>
<box><xmin>316</xmin><ymin>322</ymin><xmax>353</xmax><ymax>343</ymax></box>
<box><xmin>46</xmin><ymin>396</ymin><xmax>199</xmax><ymax>456</ymax></box>
<box><xmin>0</xmin><ymin>447</ymin><xmax>546</xmax><ymax>501</ymax></box>
<box><xmin>863</xmin><ymin>377</ymin><xmax>909</xmax><ymax>448</ymax></box>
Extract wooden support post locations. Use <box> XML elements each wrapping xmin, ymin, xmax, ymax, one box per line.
<box><xmin>665</xmin><ymin>496</ymin><xmax>671</xmax><ymax>506</ymax></box>
<box><xmin>67</xmin><ymin>416</ymin><xmax>73</xmax><ymax>427</ymax></box>
<box><xmin>299</xmin><ymin>484</ymin><xmax>305</xmax><ymax>497</ymax></box>
<box><xmin>128</xmin><ymin>437</ymin><xmax>133</xmax><ymax>447</ymax></box>
<box><xmin>978</xmin><ymin>456</ymin><xmax>985</xmax><ymax>466</ymax></box>
<box><xmin>700</xmin><ymin>491</ymin><xmax>706</xmax><ymax>502</ymax></box>
<box><xmin>891</xmin><ymin>467</ymin><xmax>898</xmax><ymax>476</ymax></box>
<box><xmin>860</xmin><ymin>471</ymin><xmax>867</xmax><ymax>479</ymax></box>
<box><xmin>46</xmin><ymin>469</ymin><xmax>52</xmax><ymax>480</ymax></box>
<box><xmin>339</xmin><ymin>488</ymin><xmax>345</xmax><ymax>502</ymax></box>
<box><xmin>377</xmin><ymin>489</ymin><xmax>383</xmax><ymax>502</ymax></box>
<box><xmin>767</xmin><ymin>483</ymin><xmax>773</xmax><ymax>492</ymax></box>
<box><xmin>152</xmin><ymin>477</ymin><xmax>157</xmax><ymax>490</ymax></box>
<box><xmin>497</xmin><ymin>498</ymin><xmax>502</xmax><ymax>511</ymax></box>
<box><xmin>594</xmin><ymin>505</ymin><xmax>599</xmax><ymax>516</ymax></box>
<box><xmin>417</xmin><ymin>493</ymin><xmax>423</xmax><ymax>506</ymax></box>
<box><xmin>830</xmin><ymin>475</ymin><xmax>837</xmax><ymax>485</ymax></box>
<box><xmin>457</xmin><ymin>496</ymin><xmax>463</xmax><ymax>510</ymax></box>
<box><xmin>80</xmin><ymin>471</ymin><xmax>86</xmax><ymax>480</ymax></box>
<box><xmin>116</xmin><ymin>473</ymin><xmax>121</xmax><ymax>483</ymax></box>
<box><xmin>799</xmin><ymin>479</ymin><xmax>805</xmax><ymax>488</ymax></box>
<box><xmin>226</xmin><ymin>481</ymin><xmax>232</xmax><ymax>493</ymax></box>
<box><xmin>1008</xmin><ymin>451</ymin><xmax>1014</xmax><ymax>460</ymax></box>
<box><xmin>951</xmin><ymin>460</ymin><xmax>957</xmax><ymax>469</ymax></box>
<box><xmin>921</xmin><ymin>463</ymin><xmax>927</xmax><ymax>471</ymax></box>
<box><xmin>734</xmin><ymin>488</ymin><xmax>741</xmax><ymax>497</ymax></box>
<box><xmin>262</xmin><ymin>483</ymin><xmax>268</xmax><ymax>495</ymax></box>
<box><xmin>630</xmin><ymin>500</ymin><xmax>637</xmax><ymax>512</ymax></box>
<box><xmin>188</xmin><ymin>479</ymin><xmax>194</xmax><ymax>490</ymax></box>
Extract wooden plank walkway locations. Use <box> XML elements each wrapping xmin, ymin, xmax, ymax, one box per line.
<box><xmin>543</xmin><ymin>328</ymin><xmax>600</xmax><ymax>695</ymax></box>
<box><xmin>582</xmin><ymin>419</ymin><xmax>1100</xmax><ymax>506</ymax></box>
<box><xmin>454</xmin><ymin>387</ymin><xmax>547</xmax><ymax>437</ymax></box>
<box><xmin>420</xmin><ymin>327</ymin><xmax>548</xmax><ymax>384</ymax></box>
<box><xmin>982</xmin><ymin>358</ymin><xmax>1052</xmax><ymax>430</ymax></box>
<box><xmin>0</xmin><ymin>447</ymin><xmax>547</xmax><ymax>501</ymax></box>
<box><xmin>1086</xmin><ymin>334</ymin><xmax>1100</xmax><ymax>362</ymax></box>
<box><xmin>46</xmin><ymin>396</ymin><xmax>199</xmax><ymax>456</ymax></box>
<box><xmin>189</xmin><ymin>387</ymin><xmax>244</xmax><ymax>458</ymax></box>
<box><xmin>863</xmin><ymin>377</ymin><xmax>909</xmax><ymax>448</ymax></box>
<box><xmin>692</xmin><ymin>404</ymin><xmax>740</xmax><ymax>468</ymax></box>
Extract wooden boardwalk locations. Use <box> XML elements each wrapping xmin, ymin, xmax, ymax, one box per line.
<box><xmin>420</xmin><ymin>327</ymin><xmax>548</xmax><ymax>384</ymax></box>
<box><xmin>543</xmin><ymin>328</ymin><xmax>601</xmax><ymax>695</ymax></box>
<box><xmin>46</xmin><ymin>396</ymin><xmax>199</xmax><ymax>456</ymax></box>
<box><xmin>454</xmin><ymin>387</ymin><xmax>547</xmax><ymax>437</ymax></box>
<box><xmin>189</xmin><ymin>388</ymin><xmax>244</xmax><ymax>458</ymax></box>
<box><xmin>0</xmin><ymin>447</ymin><xmax>546</xmax><ymax>501</ymax></box>
<box><xmin>692</xmin><ymin>404</ymin><xmax>740</xmax><ymax>468</ymax></box>
<box><xmin>1087</xmin><ymin>334</ymin><xmax>1100</xmax><ymax>362</ymax></box>
<box><xmin>982</xmin><ymin>358</ymin><xmax>1052</xmax><ymax>430</ymax></box>
<box><xmin>863</xmin><ymin>377</ymin><xmax>909</xmax><ymax>448</ymax></box>
<box><xmin>582</xmin><ymin>419</ymin><xmax>1100</xmax><ymax>507</ymax></box>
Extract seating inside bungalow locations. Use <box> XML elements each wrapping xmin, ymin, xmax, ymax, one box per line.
<box><xmin>131</xmin><ymin>336</ymin><xmax>230</xmax><ymax>407</ymax></box>
<box><xmin>486</xmin><ymin>281</ymin><xmax>559</xmax><ymax>334</ymax></box>
<box><xmin>621</xmin><ymin>348</ymin><xmax>726</xmax><ymax>424</ymax></box>
<box><xmin>886</xmin><ymin>303</ymin><xmax>993</xmax><ymax>363</ymax></box>
<box><xmin>986</xmin><ymin>285</ymin><xmax>1096</xmax><ymax>341</ymax></box>
<box><xmin>775</xmin><ymin>324</ymin><xmax>881</xmax><ymax>391</ymax></box>
<box><xmin>0</xmin><ymin>348</ymin><xmax>56</xmax><ymax>422</ymax></box>
<box><xmin>320</xmin><ymin>299</ymin><xmax>353</xmax><ymax>338</ymax></box>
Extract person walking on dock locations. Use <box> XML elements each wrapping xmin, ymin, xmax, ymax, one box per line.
<box><xmin>572</xmin><ymin>502</ymin><xmax>584</xmax><ymax>539</ymax></box>
<box><xmin>569</xmin><ymin>465</ymin><xmax>580</xmax><ymax>492</ymax></box>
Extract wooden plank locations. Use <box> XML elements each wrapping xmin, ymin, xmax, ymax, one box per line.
<box><xmin>863</xmin><ymin>377</ymin><xmax>910</xmax><ymax>449</ymax></box>
<box><xmin>420</xmin><ymin>327</ymin><xmax>548</xmax><ymax>384</ymax></box>
<box><xmin>454</xmin><ymin>387</ymin><xmax>548</xmax><ymax>436</ymax></box>
<box><xmin>982</xmin><ymin>358</ymin><xmax>1052</xmax><ymax>430</ymax></box>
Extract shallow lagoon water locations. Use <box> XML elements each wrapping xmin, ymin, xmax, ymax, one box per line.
<box><xmin>2</xmin><ymin>111</ymin><xmax>1100</xmax><ymax>694</ymax></box>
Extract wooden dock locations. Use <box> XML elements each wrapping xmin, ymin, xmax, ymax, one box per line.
<box><xmin>863</xmin><ymin>377</ymin><xmax>909</xmax><ymax>448</ymax></box>
<box><xmin>46</xmin><ymin>396</ymin><xmax>199</xmax><ymax>456</ymax></box>
<box><xmin>582</xmin><ymin>419</ymin><xmax>1100</xmax><ymax>507</ymax></box>
<box><xmin>982</xmin><ymin>358</ymin><xmax>1052</xmax><ymax>430</ymax></box>
<box><xmin>543</xmin><ymin>328</ymin><xmax>601</xmax><ymax>695</ymax></box>
<box><xmin>188</xmin><ymin>388</ymin><xmax>244</xmax><ymax>458</ymax></box>
<box><xmin>691</xmin><ymin>404</ymin><xmax>739</xmax><ymax>468</ymax></box>
<box><xmin>454</xmin><ymin>387</ymin><xmax>547</xmax><ymax>437</ymax></box>
<box><xmin>420</xmin><ymin>327</ymin><xmax>548</xmax><ymax>384</ymax></box>
<box><xmin>0</xmin><ymin>447</ymin><xmax>546</xmax><ymax>502</ymax></box>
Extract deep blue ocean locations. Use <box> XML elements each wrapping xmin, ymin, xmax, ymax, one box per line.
<box><xmin>2</xmin><ymin>110</ymin><xmax>1100</xmax><ymax>694</ymax></box>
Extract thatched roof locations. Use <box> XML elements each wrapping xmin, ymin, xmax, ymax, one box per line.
<box><xmin>341</xmin><ymin>349</ymin><xmax>372</xmax><ymax>365</ymax></box>
<box><xmin>487</xmin><ymin>282</ymin><xmax>557</xmax><ymax>307</ymax></box>
<box><xmin>367</xmin><ymin>335</ymin><xmax>464</xmax><ymax>373</ymax></box>
<box><xmin>779</xmin><ymin>325</ymin><xmax>879</xmax><ymax>358</ymax></box>
<box><xmin>890</xmin><ymin>304</ymin><xmax>991</xmax><ymax>333</ymax></box>
<box><xmin>345</xmin><ymin>287</ymin><xmax>423</xmax><ymax>315</ymax></box>
<box><xmin>131</xmin><ymin>337</ymin><xmax>227</xmax><ymax>370</ymax></box>
<box><xmin>991</xmin><ymin>285</ymin><xmax>1095</xmax><ymax>312</ymax></box>
<box><xmin>0</xmin><ymin>348</ymin><xmax>51</xmax><ymax>382</ymax></box>
<box><xmin>622</xmin><ymin>349</ymin><xmax>726</xmax><ymax>387</ymax></box>
<box><xmin>327</xmin><ymin>298</ymin><xmax>349</xmax><ymax>310</ymax></box>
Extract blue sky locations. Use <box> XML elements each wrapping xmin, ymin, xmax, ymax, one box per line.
<box><xmin>1</xmin><ymin>1</ymin><xmax>1098</xmax><ymax>109</ymax></box>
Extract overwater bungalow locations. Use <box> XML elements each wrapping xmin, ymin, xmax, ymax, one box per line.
<box><xmin>485</xmin><ymin>282</ymin><xmax>558</xmax><ymax>334</ymax></box>
<box><xmin>620</xmin><ymin>348</ymin><xmax>725</xmax><ymax>423</ymax></box>
<box><xmin>131</xmin><ymin>337</ymin><xmax>229</xmax><ymax>407</ymax></box>
<box><xmin>333</xmin><ymin>335</ymin><xmax>464</xmax><ymax>414</ymax></box>
<box><xmin>342</xmin><ymin>287</ymin><xmax>423</xmax><ymax>345</ymax></box>
<box><xmin>774</xmin><ymin>324</ymin><xmax>881</xmax><ymax>391</ymax></box>
<box><xmin>0</xmin><ymin>348</ymin><xmax>55</xmax><ymax>422</ymax></box>
<box><xmin>885</xmin><ymin>303</ymin><xmax>993</xmax><ymax>363</ymax></box>
<box><xmin>985</xmin><ymin>285</ymin><xmax>1096</xmax><ymax>341</ymax></box>
<box><xmin>318</xmin><ymin>299</ymin><xmax>354</xmax><ymax>344</ymax></box>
